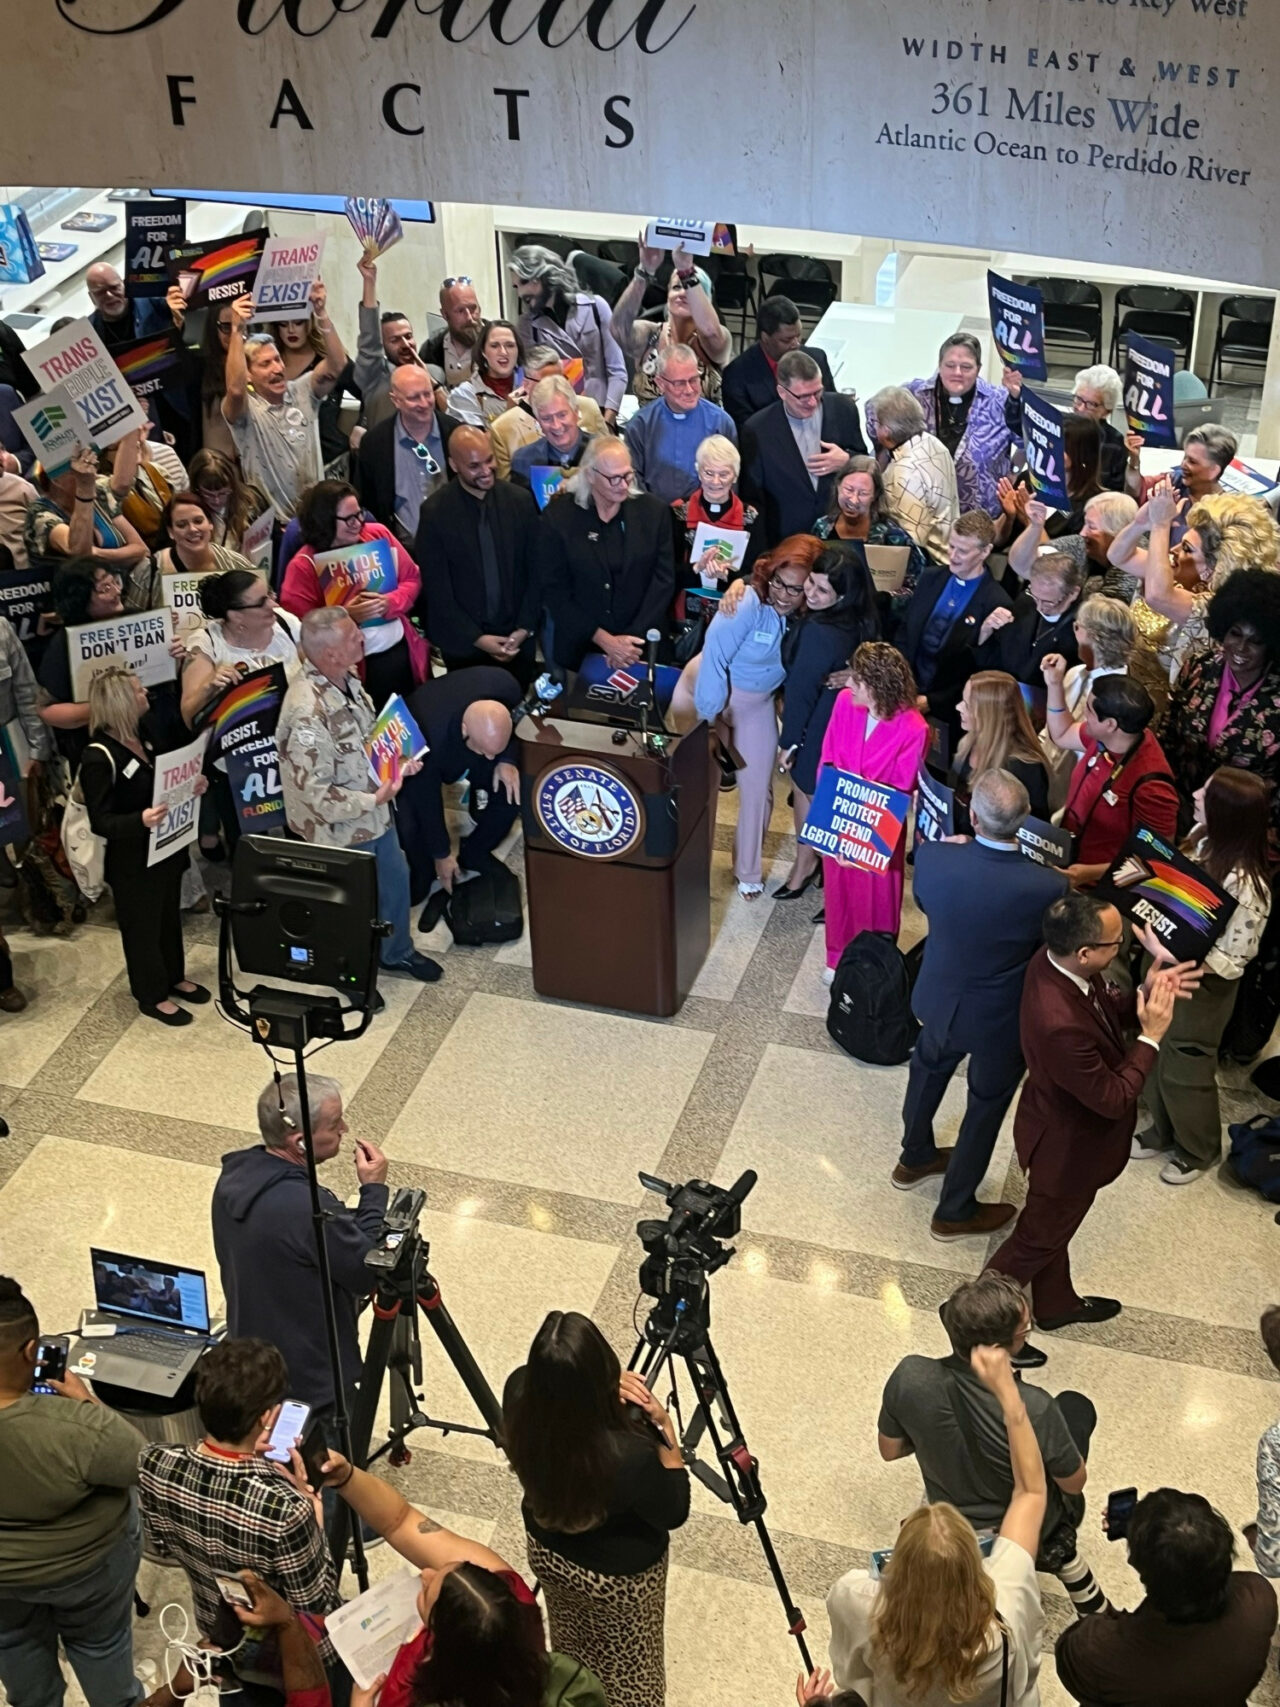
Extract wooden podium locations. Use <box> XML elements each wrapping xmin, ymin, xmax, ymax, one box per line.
<box><xmin>517</xmin><ymin>714</ymin><xmax>714</xmax><ymax>1017</ymax></box>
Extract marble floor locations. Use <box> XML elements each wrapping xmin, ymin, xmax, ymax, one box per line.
<box><xmin>2</xmin><ymin>783</ymin><xmax>1279</xmax><ymax>1707</ymax></box>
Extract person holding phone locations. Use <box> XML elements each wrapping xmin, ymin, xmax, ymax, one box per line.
<box><xmin>0</xmin><ymin>1275</ymin><xmax>148</xmax><ymax>1707</ymax></box>
<box><xmin>142</xmin><ymin>1573</ymin><xmax>331</xmax><ymax>1707</ymax></box>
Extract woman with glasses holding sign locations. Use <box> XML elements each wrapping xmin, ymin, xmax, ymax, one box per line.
<box><xmin>281</xmin><ymin>478</ymin><xmax>426</xmax><ymax>704</ymax></box>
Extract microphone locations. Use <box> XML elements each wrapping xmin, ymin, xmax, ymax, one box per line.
<box><xmin>645</xmin><ymin>628</ymin><xmax>661</xmax><ymax>670</ymax></box>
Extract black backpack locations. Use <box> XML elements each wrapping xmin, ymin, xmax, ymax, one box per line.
<box><xmin>1226</xmin><ymin>1114</ymin><xmax>1280</xmax><ymax>1204</ymax></box>
<box><xmin>419</xmin><ymin>856</ymin><xmax>524</xmax><ymax>946</ymax></box>
<box><xmin>826</xmin><ymin>931</ymin><xmax>920</xmax><ymax>1065</ymax></box>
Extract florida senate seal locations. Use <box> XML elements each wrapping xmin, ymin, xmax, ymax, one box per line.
<box><xmin>533</xmin><ymin>761</ymin><xmax>644</xmax><ymax>860</ymax></box>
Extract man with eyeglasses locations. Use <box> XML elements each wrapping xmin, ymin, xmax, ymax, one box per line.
<box><xmin>509</xmin><ymin>376</ymin><xmax>605</xmax><ymax>490</ymax></box>
<box><xmin>623</xmin><ymin>345</ymin><xmax>736</xmax><ymax>504</ymax></box>
<box><xmin>986</xmin><ymin>890</ymin><xmax>1199</xmax><ymax>1346</ymax></box>
<box><xmin>739</xmin><ymin>349</ymin><xmax>866</xmax><ymax>546</ymax></box>
<box><xmin>356</xmin><ymin>363</ymin><xmax>457</xmax><ymax>543</ymax></box>
<box><xmin>722</xmin><ymin>296</ymin><xmax>836</xmax><ymax>434</ymax></box>
<box><xmin>537</xmin><ymin>435</ymin><xmax>675</xmax><ymax>671</ymax></box>
<box><xmin>86</xmin><ymin>263</ymin><xmax>172</xmax><ymax>351</ymax></box>
<box><xmin>977</xmin><ymin>547</ymin><xmax>1085</xmax><ymax>689</ymax></box>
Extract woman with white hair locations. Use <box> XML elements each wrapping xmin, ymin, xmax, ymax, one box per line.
<box><xmin>609</xmin><ymin>234</ymin><xmax>732</xmax><ymax>405</ymax></box>
<box><xmin>865</xmin><ymin>386</ymin><xmax>959</xmax><ymax>565</ymax></box>
<box><xmin>671</xmin><ymin>434</ymin><xmax>758</xmax><ymax>598</ymax></box>
<box><xmin>509</xmin><ymin>245</ymin><xmax>627</xmax><ymax>425</ymax></box>
<box><xmin>1007</xmin><ymin>489</ymin><xmax>1139</xmax><ymax>595</ymax></box>
<box><xmin>1004</xmin><ymin>361</ymin><xmax>1130</xmax><ymax>490</ymax></box>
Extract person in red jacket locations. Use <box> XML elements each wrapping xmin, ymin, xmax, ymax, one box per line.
<box><xmin>986</xmin><ymin>893</ymin><xmax>1199</xmax><ymax>1350</ymax></box>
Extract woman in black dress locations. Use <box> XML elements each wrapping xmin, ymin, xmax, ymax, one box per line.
<box><xmin>950</xmin><ymin>669</ymin><xmax>1051</xmax><ymax>828</ymax></box>
<box><xmin>502</xmin><ymin>1311</ymin><xmax>689</xmax><ymax>1707</ymax></box>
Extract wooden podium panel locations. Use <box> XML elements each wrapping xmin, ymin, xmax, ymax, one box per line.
<box><xmin>518</xmin><ymin>716</ymin><xmax>714</xmax><ymax>1017</ymax></box>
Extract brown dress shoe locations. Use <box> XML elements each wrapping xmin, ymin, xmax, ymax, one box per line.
<box><xmin>0</xmin><ymin>987</ymin><xmax>28</xmax><ymax>1013</ymax></box>
<box><xmin>891</xmin><ymin>1148</ymin><xmax>955</xmax><ymax>1190</ymax></box>
<box><xmin>930</xmin><ymin>1202</ymin><xmax>1017</xmax><ymax>1241</ymax></box>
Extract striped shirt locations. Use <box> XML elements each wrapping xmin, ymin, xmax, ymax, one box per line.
<box><xmin>883</xmin><ymin>432</ymin><xmax>959</xmax><ymax>566</ymax></box>
<box><xmin>139</xmin><ymin>1444</ymin><xmax>338</xmax><ymax>1651</ymax></box>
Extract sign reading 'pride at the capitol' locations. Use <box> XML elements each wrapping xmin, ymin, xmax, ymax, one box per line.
<box><xmin>9</xmin><ymin>0</ymin><xmax>1274</xmax><ymax>284</ymax></box>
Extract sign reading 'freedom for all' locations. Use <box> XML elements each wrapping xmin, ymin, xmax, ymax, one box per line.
<box><xmin>13</xmin><ymin>1</ymin><xmax>1277</xmax><ymax>288</ymax></box>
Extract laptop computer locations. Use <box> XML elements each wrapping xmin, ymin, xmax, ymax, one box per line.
<box><xmin>73</xmin><ymin>1248</ymin><xmax>214</xmax><ymax>1396</ymax></box>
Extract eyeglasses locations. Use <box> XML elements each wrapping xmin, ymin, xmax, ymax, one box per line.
<box><xmin>593</xmin><ymin>468</ymin><xmax>632</xmax><ymax>488</ymax></box>
<box><xmin>769</xmin><ymin>575</ymin><xmax>806</xmax><ymax>593</ymax></box>
<box><xmin>231</xmin><ymin>595</ymin><xmax>272</xmax><ymax>612</ymax></box>
<box><xmin>780</xmin><ymin>384</ymin><xmax>823</xmax><ymax>405</ymax></box>
<box><xmin>334</xmin><ymin>509</ymin><xmax>363</xmax><ymax>525</ymax></box>
<box><xmin>1086</xmin><ymin>938</ymin><xmax>1124</xmax><ymax>950</ymax></box>
<box><xmin>216</xmin><ymin>320</ymin><xmax>233</xmax><ymax>334</ymax></box>
<box><xmin>411</xmin><ymin>443</ymin><xmax>441</xmax><ymax>475</ymax></box>
<box><xmin>660</xmin><ymin>374</ymin><xmax>702</xmax><ymax>392</ymax></box>
<box><xmin>441</xmin><ymin>276</ymin><xmax>472</xmax><ymax>290</ymax></box>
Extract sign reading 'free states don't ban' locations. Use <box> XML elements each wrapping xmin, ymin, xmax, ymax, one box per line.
<box><xmin>12</xmin><ymin>1</ymin><xmax>1278</xmax><ymax>288</ymax></box>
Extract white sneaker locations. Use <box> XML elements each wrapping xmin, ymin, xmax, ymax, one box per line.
<box><xmin>1160</xmin><ymin>1156</ymin><xmax>1204</xmax><ymax>1186</ymax></box>
<box><xmin>1131</xmin><ymin>1134</ymin><xmax>1166</xmax><ymax>1160</ymax></box>
<box><xmin>822</xmin><ymin>966</ymin><xmax>835</xmax><ymax>987</ymax></box>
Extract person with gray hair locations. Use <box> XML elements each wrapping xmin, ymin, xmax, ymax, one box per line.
<box><xmin>276</xmin><ymin>606</ymin><xmax>440</xmax><ymax>982</ymax></box>
<box><xmin>508</xmin><ymin>372</ymin><xmax>606</xmax><ymax>489</ymax></box>
<box><xmin>1126</xmin><ymin>419</ymin><xmax>1237</xmax><ymax>531</ymax></box>
<box><xmin>488</xmin><ymin>345</ymin><xmax>607</xmax><ymax>479</ymax></box>
<box><xmin>1004</xmin><ymin>360</ymin><xmax>1130</xmax><ymax>492</ymax></box>
<box><xmin>212</xmin><ymin>1073</ymin><xmax>390</xmax><ymax>1415</ymax></box>
<box><xmin>739</xmin><ymin>348</ymin><xmax>867</xmax><ymax>544</ymax></box>
<box><xmin>509</xmin><ymin>244</ymin><xmax>627</xmax><ymax>423</ymax></box>
<box><xmin>623</xmin><ymin>343</ymin><xmax>737</xmax><ymax>503</ymax></box>
<box><xmin>894</xmin><ymin>766</ymin><xmax>1069</xmax><ymax>1242</ymax></box>
<box><xmin>867</xmin><ymin>385</ymin><xmax>959</xmax><ymax>564</ymax></box>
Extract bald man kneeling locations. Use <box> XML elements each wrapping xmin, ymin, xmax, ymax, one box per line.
<box><xmin>396</xmin><ymin>666</ymin><xmax>525</xmax><ymax>902</ymax></box>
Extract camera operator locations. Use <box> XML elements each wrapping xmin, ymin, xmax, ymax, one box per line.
<box><xmin>0</xmin><ymin>1275</ymin><xmax>147</xmax><ymax>1707</ymax></box>
<box><xmin>211</xmin><ymin>1074</ymin><xmax>387</xmax><ymax>1427</ymax></box>
<box><xmin>502</xmin><ymin>1310</ymin><xmax>690</xmax><ymax>1707</ymax></box>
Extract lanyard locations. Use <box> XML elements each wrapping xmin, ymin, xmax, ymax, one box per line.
<box><xmin>1064</xmin><ymin>743</ymin><xmax>1137</xmax><ymax>833</ymax></box>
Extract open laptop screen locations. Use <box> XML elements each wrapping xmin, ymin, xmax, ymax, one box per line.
<box><xmin>90</xmin><ymin>1248</ymin><xmax>211</xmax><ymax>1334</ymax></box>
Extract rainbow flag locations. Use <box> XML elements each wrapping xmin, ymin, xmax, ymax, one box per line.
<box><xmin>1113</xmin><ymin>855</ymin><xmax>1223</xmax><ymax>934</ymax></box>
<box><xmin>1098</xmin><ymin>826</ymin><xmax>1237</xmax><ymax>963</ymax></box>
<box><xmin>167</xmin><ymin>232</ymin><xmax>268</xmax><ymax>309</ymax></box>
<box><xmin>113</xmin><ymin>331</ymin><xmax>184</xmax><ymax>398</ymax></box>
<box><xmin>207</xmin><ymin>665</ymin><xmax>286</xmax><ymax>742</ymax></box>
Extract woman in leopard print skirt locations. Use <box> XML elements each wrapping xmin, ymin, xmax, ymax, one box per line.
<box><xmin>503</xmin><ymin>1311</ymin><xmax>691</xmax><ymax>1707</ymax></box>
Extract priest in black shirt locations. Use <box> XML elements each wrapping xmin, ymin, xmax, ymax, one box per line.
<box><xmin>397</xmin><ymin>666</ymin><xmax>523</xmax><ymax>899</ymax></box>
<box><xmin>414</xmin><ymin>425</ymin><xmax>539</xmax><ymax>688</ymax></box>
<box><xmin>976</xmin><ymin>549</ymin><xmax>1084</xmax><ymax>690</ymax></box>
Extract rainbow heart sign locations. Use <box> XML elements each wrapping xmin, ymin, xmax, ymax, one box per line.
<box><xmin>166</xmin><ymin>231</ymin><xmax>268</xmax><ymax>309</ymax></box>
<box><xmin>1096</xmin><ymin>824</ymin><xmax>1237</xmax><ymax>964</ymax></box>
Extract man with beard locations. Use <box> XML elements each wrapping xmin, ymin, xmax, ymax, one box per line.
<box><xmin>420</xmin><ymin>276</ymin><xmax>485</xmax><ymax>388</ymax></box>
<box><xmin>509</xmin><ymin>245</ymin><xmax>627</xmax><ymax>427</ymax></box>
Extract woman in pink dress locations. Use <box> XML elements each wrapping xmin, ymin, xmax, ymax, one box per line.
<box><xmin>819</xmin><ymin>641</ymin><xmax>930</xmax><ymax>974</ymax></box>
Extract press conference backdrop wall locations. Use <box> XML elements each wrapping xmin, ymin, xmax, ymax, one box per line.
<box><xmin>9</xmin><ymin>0</ymin><xmax>1275</xmax><ymax>288</ymax></box>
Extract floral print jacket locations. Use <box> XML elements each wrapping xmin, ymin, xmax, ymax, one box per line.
<box><xmin>1162</xmin><ymin>649</ymin><xmax>1280</xmax><ymax>842</ymax></box>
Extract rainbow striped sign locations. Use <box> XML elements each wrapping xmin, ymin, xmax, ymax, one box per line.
<box><xmin>1097</xmin><ymin>825</ymin><xmax>1237</xmax><ymax>964</ymax></box>
<box><xmin>113</xmin><ymin>331</ymin><xmax>185</xmax><ymax>398</ymax></box>
<box><xmin>167</xmin><ymin>231</ymin><xmax>268</xmax><ymax>309</ymax></box>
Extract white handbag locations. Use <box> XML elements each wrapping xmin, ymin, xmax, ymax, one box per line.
<box><xmin>61</xmin><ymin>742</ymin><xmax>114</xmax><ymax>904</ymax></box>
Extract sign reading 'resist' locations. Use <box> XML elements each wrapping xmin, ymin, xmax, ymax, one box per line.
<box><xmin>12</xmin><ymin>1</ymin><xmax>1277</xmax><ymax>288</ymax></box>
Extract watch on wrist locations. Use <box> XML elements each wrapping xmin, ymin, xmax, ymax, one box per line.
<box><xmin>677</xmin><ymin>267</ymin><xmax>698</xmax><ymax>285</ymax></box>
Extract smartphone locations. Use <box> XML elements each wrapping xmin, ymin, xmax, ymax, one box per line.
<box><xmin>298</xmin><ymin>1414</ymin><xmax>330</xmax><ymax>1490</ymax></box>
<box><xmin>214</xmin><ymin>1573</ymin><xmax>255</xmax><ymax>1609</ymax></box>
<box><xmin>1106</xmin><ymin>1486</ymin><xmax>1138</xmax><ymax>1541</ymax></box>
<box><xmin>32</xmin><ymin>1337</ymin><xmax>68</xmax><ymax>1392</ymax></box>
<box><xmin>264</xmin><ymin>1399</ymin><xmax>311</xmax><ymax>1464</ymax></box>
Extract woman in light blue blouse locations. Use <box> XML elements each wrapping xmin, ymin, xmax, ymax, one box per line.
<box><xmin>672</xmin><ymin>535</ymin><xmax>818</xmax><ymax>897</ymax></box>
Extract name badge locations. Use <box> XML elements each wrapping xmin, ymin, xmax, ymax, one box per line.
<box><xmin>122</xmin><ymin>758</ymin><xmax>140</xmax><ymax>778</ymax></box>
<box><xmin>1103</xmin><ymin>789</ymin><xmax>1118</xmax><ymax>806</ymax></box>
<box><xmin>752</xmin><ymin>628</ymin><xmax>773</xmax><ymax>645</ymax></box>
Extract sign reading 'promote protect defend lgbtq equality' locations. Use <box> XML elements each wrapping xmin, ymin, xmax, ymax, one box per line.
<box><xmin>11</xmin><ymin>2</ymin><xmax>1277</xmax><ymax>288</ymax></box>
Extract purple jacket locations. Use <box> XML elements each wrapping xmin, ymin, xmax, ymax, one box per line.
<box><xmin>517</xmin><ymin>293</ymin><xmax>628</xmax><ymax>414</ymax></box>
<box><xmin>905</xmin><ymin>374</ymin><xmax>1012</xmax><ymax>517</ymax></box>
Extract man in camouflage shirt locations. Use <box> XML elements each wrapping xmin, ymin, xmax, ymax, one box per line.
<box><xmin>276</xmin><ymin>607</ymin><xmax>441</xmax><ymax>982</ymax></box>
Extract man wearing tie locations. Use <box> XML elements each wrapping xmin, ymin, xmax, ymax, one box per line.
<box><xmin>987</xmin><ymin>892</ymin><xmax>1198</xmax><ymax>1347</ymax></box>
<box><xmin>897</xmin><ymin>510</ymin><xmax>1010</xmax><ymax>743</ymax></box>
<box><xmin>893</xmin><ymin>769</ymin><xmax>1068</xmax><ymax>1242</ymax></box>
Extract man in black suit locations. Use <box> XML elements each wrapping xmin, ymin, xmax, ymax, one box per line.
<box><xmin>897</xmin><ymin>509</ymin><xmax>1011</xmax><ymax>741</ymax></box>
<box><xmin>415</xmin><ymin>426</ymin><xmax>539</xmax><ymax>687</ymax></box>
<box><xmin>537</xmin><ymin>435</ymin><xmax>675</xmax><ymax>672</ymax></box>
<box><xmin>356</xmin><ymin>364</ymin><xmax>457</xmax><ymax>541</ymax></box>
<box><xmin>894</xmin><ymin>770</ymin><xmax>1069</xmax><ymax>1243</ymax></box>
<box><xmin>396</xmin><ymin>667</ymin><xmax>523</xmax><ymax>901</ymax></box>
<box><xmin>721</xmin><ymin>297</ymin><xmax>835</xmax><ymax>432</ymax></box>
<box><xmin>739</xmin><ymin>349</ymin><xmax>865</xmax><ymax>547</ymax></box>
<box><xmin>977</xmin><ymin>547</ymin><xmax>1084</xmax><ymax>690</ymax></box>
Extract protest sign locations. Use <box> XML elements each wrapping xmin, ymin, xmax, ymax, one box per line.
<box><xmin>643</xmin><ymin>218</ymin><xmax>714</xmax><ymax>256</ymax></box>
<box><xmin>690</xmin><ymin>522</ymin><xmax>749</xmax><ymax>585</ymax></box>
<box><xmin>0</xmin><ymin>569</ymin><xmax>53</xmax><ymax>667</ymax></box>
<box><xmin>167</xmin><ymin>232</ymin><xmax>268</xmax><ymax>309</ymax></box>
<box><xmin>344</xmin><ymin>197</ymin><xmax>404</xmax><ymax>259</ymax></box>
<box><xmin>988</xmin><ymin>271</ymin><xmax>1047</xmax><ymax>383</ymax></box>
<box><xmin>1095</xmin><ymin>824</ymin><xmax>1236</xmax><ymax>963</ymax></box>
<box><xmin>147</xmin><ymin>731</ymin><xmax>209</xmax><ymax>867</ymax></box>
<box><xmin>24</xmin><ymin>320</ymin><xmax>148</xmax><ymax>450</ymax></box>
<box><xmin>0</xmin><ymin>205</ymin><xmax>44</xmax><ymax>285</ymax></box>
<box><xmin>113</xmin><ymin>330</ymin><xmax>188</xmax><ymax>401</ymax></box>
<box><xmin>799</xmin><ymin>766</ymin><xmax>911</xmax><ymax>874</ymax></box>
<box><xmin>529</xmin><ymin>466</ymin><xmax>569</xmax><ymax>511</ymax></box>
<box><xmin>251</xmin><ymin>234</ymin><xmax>326</xmax><ymax>322</ymax></box>
<box><xmin>206</xmin><ymin>665</ymin><xmax>289</xmax><ymax>836</ymax></box>
<box><xmin>0</xmin><ymin>743</ymin><xmax>29</xmax><ymax>848</ymax></box>
<box><xmin>162</xmin><ymin>569</ymin><xmax>221</xmax><ymax>638</ymax></box>
<box><xmin>125</xmin><ymin>199</ymin><xmax>186</xmax><ymax>297</ymax></box>
<box><xmin>1219</xmin><ymin>458</ymin><xmax>1276</xmax><ymax>498</ymax></box>
<box><xmin>12</xmin><ymin>385</ymin><xmax>90</xmax><ymax>475</ymax></box>
<box><xmin>241</xmin><ymin>508</ymin><xmax>275</xmax><ymax>568</ymax></box>
<box><xmin>366</xmin><ymin>694</ymin><xmax>428</xmax><ymax>785</ymax></box>
<box><xmin>1122</xmin><ymin>332</ymin><xmax>1177</xmax><ymax>450</ymax></box>
<box><xmin>1017</xmin><ymin>815</ymin><xmax>1074</xmax><ymax>870</ymax></box>
<box><xmin>66</xmin><ymin>608</ymin><xmax>176</xmax><ymax>701</ymax></box>
<box><xmin>313</xmin><ymin>537</ymin><xmax>398</xmax><ymax>627</ymax></box>
<box><xmin>1019</xmin><ymin>385</ymin><xmax>1071</xmax><ymax>511</ymax></box>
<box><xmin>914</xmin><ymin>766</ymin><xmax>955</xmax><ymax>847</ymax></box>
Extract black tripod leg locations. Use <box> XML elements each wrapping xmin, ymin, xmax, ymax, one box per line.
<box><xmin>417</xmin><ymin>1273</ymin><xmax>502</xmax><ymax>1439</ymax></box>
<box><xmin>329</xmin><ymin>1298</ymin><xmax>401</xmax><ymax>1572</ymax></box>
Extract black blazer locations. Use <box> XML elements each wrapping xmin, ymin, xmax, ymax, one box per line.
<box><xmin>721</xmin><ymin>341</ymin><xmax>835</xmax><ymax>433</ymax></box>
<box><xmin>976</xmin><ymin>591</ymin><xmax>1082</xmax><ymax>686</ymax></box>
<box><xmin>537</xmin><ymin>492</ymin><xmax>675</xmax><ymax>669</ymax></box>
<box><xmin>739</xmin><ymin>394</ymin><xmax>867</xmax><ymax>547</ymax></box>
<box><xmin>414</xmin><ymin>478</ymin><xmax>539</xmax><ymax>655</ymax></box>
<box><xmin>355</xmin><ymin>411</ymin><xmax>458</xmax><ymax>533</ymax></box>
<box><xmin>898</xmin><ymin>566</ymin><xmax>1012</xmax><ymax>722</ymax></box>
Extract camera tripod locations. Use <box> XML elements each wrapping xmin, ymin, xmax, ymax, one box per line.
<box><xmin>629</xmin><ymin>1297</ymin><xmax>812</xmax><ymax>1671</ymax></box>
<box><xmin>327</xmin><ymin>1209</ymin><xmax>504</xmax><ymax>1571</ymax></box>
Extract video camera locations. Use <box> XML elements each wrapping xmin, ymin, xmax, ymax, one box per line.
<box><xmin>365</xmin><ymin>1186</ymin><xmax>427</xmax><ymax>1279</ymax></box>
<box><xmin>636</xmin><ymin>1169</ymin><xmax>757</xmax><ymax>1330</ymax></box>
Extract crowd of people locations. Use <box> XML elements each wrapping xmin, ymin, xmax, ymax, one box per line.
<box><xmin>2</xmin><ymin>226</ymin><xmax>1280</xmax><ymax>1707</ymax></box>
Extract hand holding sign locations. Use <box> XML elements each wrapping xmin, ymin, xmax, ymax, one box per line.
<box><xmin>1001</xmin><ymin>365</ymin><xmax>1023</xmax><ymax>398</ymax></box>
<box><xmin>637</xmin><ymin>230</ymin><xmax>664</xmax><ymax>274</ymax></box>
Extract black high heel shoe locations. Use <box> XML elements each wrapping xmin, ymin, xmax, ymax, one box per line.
<box><xmin>771</xmin><ymin>868</ymin><xmax>819</xmax><ymax>901</ymax></box>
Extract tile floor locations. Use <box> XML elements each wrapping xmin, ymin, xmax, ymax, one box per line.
<box><xmin>1</xmin><ymin>780</ymin><xmax>1278</xmax><ymax>1706</ymax></box>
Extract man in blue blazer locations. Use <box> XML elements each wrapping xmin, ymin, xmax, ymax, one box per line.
<box><xmin>894</xmin><ymin>768</ymin><xmax>1068</xmax><ymax>1242</ymax></box>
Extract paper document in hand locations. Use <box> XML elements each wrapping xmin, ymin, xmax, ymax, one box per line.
<box><xmin>325</xmin><ymin>1568</ymin><xmax>422</xmax><ymax>1689</ymax></box>
<box><xmin>690</xmin><ymin>522</ymin><xmax>748</xmax><ymax>585</ymax></box>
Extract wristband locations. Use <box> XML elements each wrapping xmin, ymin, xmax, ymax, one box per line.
<box><xmin>335</xmin><ymin>1465</ymin><xmax>354</xmax><ymax>1489</ymax></box>
<box><xmin>677</xmin><ymin>267</ymin><xmax>698</xmax><ymax>285</ymax></box>
<box><xmin>1048</xmin><ymin>704</ymin><xmax>1066</xmax><ymax>714</ymax></box>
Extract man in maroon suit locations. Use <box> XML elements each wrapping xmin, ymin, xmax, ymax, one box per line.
<box><xmin>987</xmin><ymin>892</ymin><xmax>1198</xmax><ymax>1343</ymax></box>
